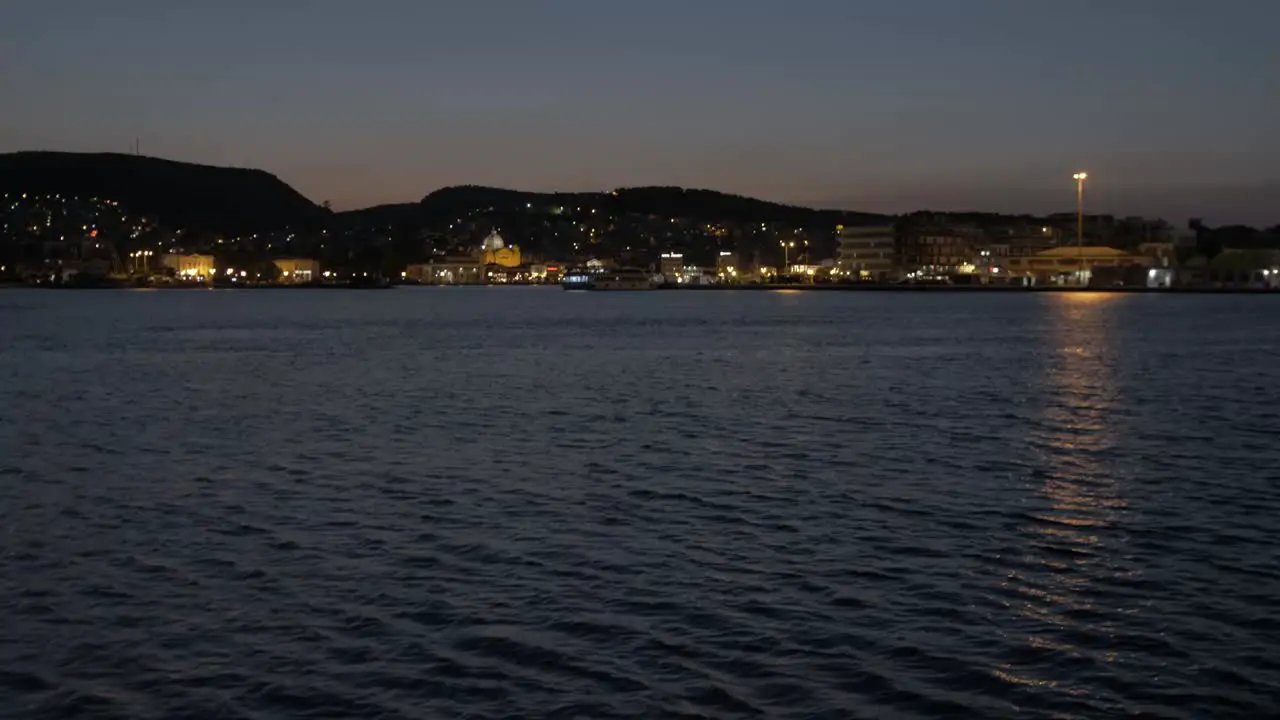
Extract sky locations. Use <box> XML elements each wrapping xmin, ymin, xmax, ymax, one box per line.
<box><xmin>2</xmin><ymin>0</ymin><xmax>1277</xmax><ymax>225</ymax></box>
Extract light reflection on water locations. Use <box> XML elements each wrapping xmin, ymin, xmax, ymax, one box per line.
<box><xmin>998</xmin><ymin>293</ymin><xmax>1133</xmax><ymax>700</ymax></box>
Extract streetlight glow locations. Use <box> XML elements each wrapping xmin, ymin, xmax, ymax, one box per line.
<box><xmin>1072</xmin><ymin>172</ymin><xmax>1089</xmax><ymax>282</ymax></box>
<box><xmin>780</xmin><ymin>241</ymin><xmax>795</xmax><ymax>267</ymax></box>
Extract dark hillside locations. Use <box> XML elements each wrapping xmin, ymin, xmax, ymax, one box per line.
<box><xmin>0</xmin><ymin>152</ymin><xmax>326</xmax><ymax>233</ymax></box>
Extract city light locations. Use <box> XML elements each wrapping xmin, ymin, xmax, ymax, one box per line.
<box><xmin>780</xmin><ymin>240</ymin><xmax>795</xmax><ymax>265</ymax></box>
<box><xmin>1073</xmin><ymin>172</ymin><xmax>1088</xmax><ymax>260</ymax></box>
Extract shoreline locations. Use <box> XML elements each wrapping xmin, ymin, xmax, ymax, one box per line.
<box><xmin>0</xmin><ymin>281</ymin><xmax>392</xmax><ymax>291</ymax></box>
<box><xmin>653</xmin><ymin>284</ymin><xmax>1280</xmax><ymax>294</ymax></box>
<box><xmin>3</xmin><ymin>282</ymin><xmax>1278</xmax><ymax>294</ymax></box>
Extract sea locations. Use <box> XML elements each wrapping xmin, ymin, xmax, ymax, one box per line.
<box><xmin>1</xmin><ymin>287</ymin><xmax>1278</xmax><ymax>719</ymax></box>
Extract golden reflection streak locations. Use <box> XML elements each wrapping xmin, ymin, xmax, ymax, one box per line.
<box><xmin>1055</xmin><ymin>291</ymin><xmax>1120</xmax><ymax>306</ymax></box>
<box><xmin>995</xmin><ymin>292</ymin><xmax>1131</xmax><ymax>692</ymax></box>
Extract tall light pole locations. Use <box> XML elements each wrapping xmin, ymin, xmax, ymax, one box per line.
<box><xmin>1073</xmin><ymin>172</ymin><xmax>1088</xmax><ymax>284</ymax></box>
<box><xmin>780</xmin><ymin>240</ymin><xmax>794</xmax><ymax>268</ymax></box>
<box><xmin>1072</xmin><ymin>173</ymin><xmax>1088</xmax><ymax>245</ymax></box>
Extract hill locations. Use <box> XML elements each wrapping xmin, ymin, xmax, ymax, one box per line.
<box><xmin>0</xmin><ymin>151</ymin><xmax>327</xmax><ymax>233</ymax></box>
<box><xmin>410</xmin><ymin>184</ymin><xmax>890</xmax><ymax>226</ymax></box>
<box><xmin>333</xmin><ymin>202</ymin><xmax>424</xmax><ymax>227</ymax></box>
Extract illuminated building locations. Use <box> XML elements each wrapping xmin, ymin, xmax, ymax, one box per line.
<box><xmin>1006</xmin><ymin>246</ymin><xmax>1149</xmax><ymax>286</ymax></box>
<box><xmin>480</xmin><ymin>231</ymin><xmax>521</xmax><ymax>267</ymax></box>
<box><xmin>716</xmin><ymin>251</ymin><xmax>739</xmax><ymax>282</ymax></box>
<box><xmin>404</xmin><ymin>231</ymin><xmax>525</xmax><ymax>285</ymax></box>
<box><xmin>273</xmin><ymin>257</ymin><xmax>319</xmax><ymax>283</ymax></box>
<box><xmin>659</xmin><ymin>252</ymin><xmax>683</xmax><ymax>283</ymax></box>
<box><xmin>787</xmin><ymin>263</ymin><xmax>824</xmax><ymax>280</ymax></box>
<box><xmin>405</xmin><ymin>258</ymin><xmax>484</xmax><ymax>285</ymax></box>
<box><xmin>902</xmin><ymin>228</ymin><xmax>976</xmax><ymax>275</ymax></box>
<box><xmin>162</xmin><ymin>253</ymin><xmax>214</xmax><ymax>281</ymax></box>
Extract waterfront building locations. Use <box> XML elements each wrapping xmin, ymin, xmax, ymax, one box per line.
<box><xmin>1005</xmin><ymin>232</ymin><xmax>1060</xmax><ymax>258</ymax></box>
<box><xmin>405</xmin><ymin>256</ymin><xmax>485</xmax><ymax>285</ymax></box>
<box><xmin>967</xmin><ymin>234</ymin><xmax>1058</xmax><ymax>282</ymax></box>
<box><xmin>836</xmin><ymin>225</ymin><xmax>896</xmax><ymax>280</ymax></box>
<box><xmin>901</xmin><ymin>227</ymin><xmax>978</xmax><ymax>276</ymax></box>
<box><xmin>528</xmin><ymin>264</ymin><xmax>562</xmax><ymax>283</ymax></box>
<box><xmin>403</xmin><ymin>264</ymin><xmax>429</xmax><ymax>283</ymax></box>
<box><xmin>1006</xmin><ymin>246</ymin><xmax>1149</xmax><ymax>286</ymax></box>
<box><xmin>404</xmin><ymin>231</ymin><xmax>526</xmax><ymax>284</ymax></box>
<box><xmin>480</xmin><ymin>231</ymin><xmax>521</xmax><ymax>267</ymax></box>
<box><xmin>783</xmin><ymin>263</ymin><xmax>817</xmax><ymax>282</ymax></box>
<box><xmin>1191</xmin><ymin>249</ymin><xmax>1280</xmax><ymax>287</ymax></box>
<box><xmin>659</xmin><ymin>252</ymin><xmax>683</xmax><ymax>283</ymax></box>
<box><xmin>973</xmin><ymin>242</ymin><xmax>1010</xmax><ymax>264</ymax></box>
<box><xmin>1139</xmin><ymin>242</ymin><xmax>1178</xmax><ymax>268</ymax></box>
<box><xmin>485</xmin><ymin>266</ymin><xmax>543</xmax><ymax>284</ymax></box>
<box><xmin>161</xmin><ymin>253</ymin><xmax>214</xmax><ymax>281</ymax></box>
<box><xmin>716</xmin><ymin>251</ymin><xmax>740</xmax><ymax>282</ymax></box>
<box><xmin>274</xmin><ymin>257</ymin><xmax>319</xmax><ymax>284</ymax></box>
<box><xmin>681</xmin><ymin>270</ymin><xmax>719</xmax><ymax>285</ymax></box>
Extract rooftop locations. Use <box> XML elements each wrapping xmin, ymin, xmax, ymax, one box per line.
<box><xmin>1037</xmin><ymin>246</ymin><xmax>1132</xmax><ymax>258</ymax></box>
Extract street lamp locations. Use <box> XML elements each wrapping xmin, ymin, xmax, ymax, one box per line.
<box><xmin>1072</xmin><ymin>172</ymin><xmax>1088</xmax><ymax>246</ymax></box>
<box><xmin>1073</xmin><ymin>172</ymin><xmax>1088</xmax><ymax>285</ymax></box>
<box><xmin>780</xmin><ymin>240</ymin><xmax>795</xmax><ymax>267</ymax></box>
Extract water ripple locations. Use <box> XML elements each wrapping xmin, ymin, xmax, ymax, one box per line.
<box><xmin>2</xmin><ymin>289</ymin><xmax>1279</xmax><ymax>718</ymax></box>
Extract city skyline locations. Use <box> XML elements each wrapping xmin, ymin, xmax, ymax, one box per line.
<box><xmin>3</xmin><ymin>1</ymin><xmax>1278</xmax><ymax>224</ymax></box>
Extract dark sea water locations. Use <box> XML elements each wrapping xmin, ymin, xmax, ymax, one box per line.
<box><xmin>2</xmin><ymin>287</ymin><xmax>1279</xmax><ymax>719</ymax></box>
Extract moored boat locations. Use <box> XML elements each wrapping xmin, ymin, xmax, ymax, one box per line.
<box><xmin>561</xmin><ymin>270</ymin><xmax>594</xmax><ymax>290</ymax></box>
<box><xmin>588</xmin><ymin>267</ymin><xmax>655</xmax><ymax>291</ymax></box>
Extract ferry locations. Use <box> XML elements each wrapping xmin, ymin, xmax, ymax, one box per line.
<box><xmin>560</xmin><ymin>267</ymin><xmax>656</xmax><ymax>291</ymax></box>
<box><xmin>560</xmin><ymin>270</ymin><xmax>594</xmax><ymax>291</ymax></box>
<box><xmin>592</xmin><ymin>267</ymin><xmax>656</xmax><ymax>291</ymax></box>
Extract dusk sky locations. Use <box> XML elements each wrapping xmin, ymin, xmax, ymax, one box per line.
<box><xmin>3</xmin><ymin>0</ymin><xmax>1277</xmax><ymax>224</ymax></box>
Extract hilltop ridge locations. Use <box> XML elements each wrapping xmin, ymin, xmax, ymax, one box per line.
<box><xmin>412</xmin><ymin>184</ymin><xmax>890</xmax><ymax>226</ymax></box>
<box><xmin>0</xmin><ymin>151</ymin><xmax>328</xmax><ymax>233</ymax></box>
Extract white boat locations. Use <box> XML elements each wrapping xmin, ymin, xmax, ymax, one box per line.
<box><xmin>560</xmin><ymin>271</ymin><xmax>593</xmax><ymax>290</ymax></box>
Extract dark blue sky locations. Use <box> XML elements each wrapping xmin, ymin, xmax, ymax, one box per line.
<box><xmin>3</xmin><ymin>0</ymin><xmax>1276</xmax><ymax>224</ymax></box>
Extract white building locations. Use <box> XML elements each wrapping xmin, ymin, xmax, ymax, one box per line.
<box><xmin>162</xmin><ymin>254</ymin><xmax>215</xmax><ymax>281</ymax></box>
